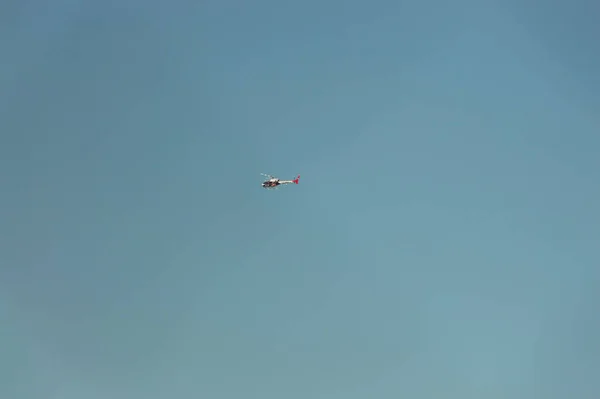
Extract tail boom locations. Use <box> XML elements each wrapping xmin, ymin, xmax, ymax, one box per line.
<box><xmin>279</xmin><ymin>175</ymin><xmax>300</xmax><ymax>185</ymax></box>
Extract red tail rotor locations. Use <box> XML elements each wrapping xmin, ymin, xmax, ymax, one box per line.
<box><xmin>293</xmin><ymin>175</ymin><xmax>300</xmax><ymax>184</ymax></box>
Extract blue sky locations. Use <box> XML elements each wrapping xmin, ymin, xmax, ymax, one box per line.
<box><xmin>1</xmin><ymin>1</ymin><xmax>599</xmax><ymax>398</ymax></box>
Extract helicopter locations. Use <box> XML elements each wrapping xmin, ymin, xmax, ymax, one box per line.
<box><xmin>261</xmin><ymin>173</ymin><xmax>300</xmax><ymax>189</ymax></box>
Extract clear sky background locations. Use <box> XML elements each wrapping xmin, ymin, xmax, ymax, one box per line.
<box><xmin>1</xmin><ymin>1</ymin><xmax>599</xmax><ymax>398</ymax></box>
